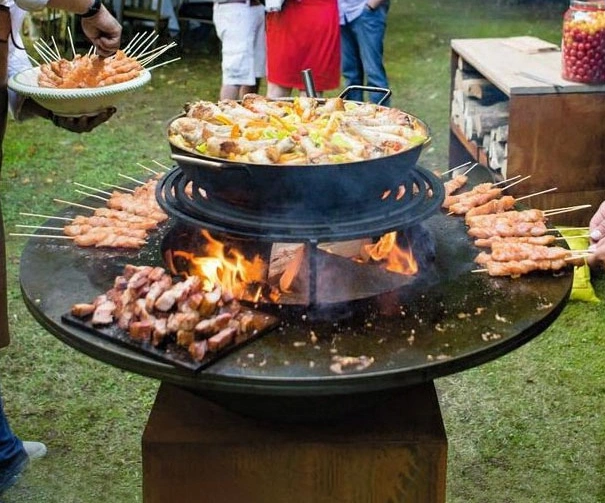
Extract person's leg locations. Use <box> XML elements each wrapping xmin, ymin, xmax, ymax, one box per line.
<box><xmin>0</xmin><ymin>394</ymin><xmax>27</xmax><ymax>494</ymax></box>
<box><xmin>351</xmin><ymin>3</ymin><xmax>390</xmax><ymax>105</ymax></box>
<box><xmin>266</xmin><ymin>82</ymin><xmax>292</xmax><ymax>98</ymax></box>
<box><xmin>340</xmin><ymin>21</ymin><xmax>364</xmax><ymax>102</ymax></box>
<box><xmin>214</xmin><ymin>3</ymin><xmax>256</xmax><ymax>100</ymax></box>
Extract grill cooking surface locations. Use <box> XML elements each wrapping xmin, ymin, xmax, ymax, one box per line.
<box><xmin>19</xmin><ymin>166</ymin><xmax>572</xmax><ymax>420</ymax></box>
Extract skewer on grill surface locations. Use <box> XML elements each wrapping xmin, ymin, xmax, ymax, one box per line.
<box><xmin>446</xmin><ymin>176</ymin><xmax>531</xmax><ymax>215</ymax></box>
<box><xmin>15</xmin><ymin>170</ymin><xmax>170</xmax><ymax>249</ymax></box>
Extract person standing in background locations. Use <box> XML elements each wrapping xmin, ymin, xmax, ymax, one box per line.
<box><xmin>0</xmin><ymin>0</ymin><xmax>121</xmax><ymax>494</ymax></box>
<box><xmin>213</xmin><ymin>0</ymin><xmax>266</xmax><ymax>100</ymax></box>
<box><xmin>338</xmin><ymin>0</ymin><xmax>390</xmax><ymax>106</ymax></box>
<box><xmin>265</xmin><ymin>0</ymin><xmax>340</xmax><ymax>98</ymax></box>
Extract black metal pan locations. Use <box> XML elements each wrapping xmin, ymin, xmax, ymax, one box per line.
<box><xmin>167</xmin><ymin>89</ymin><xmax>431</xmax><ymax>215</ymax></box>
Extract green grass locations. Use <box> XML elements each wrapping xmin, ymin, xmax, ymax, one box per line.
<box><xmin>2</xmin><ymin>0</ymin><xmax>604</xmax><ymax>501</ymax></box>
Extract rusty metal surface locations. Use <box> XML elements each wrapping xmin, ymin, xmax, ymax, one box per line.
<box><xmin>19</xmin><ymin>166</ymin><xmax>572</xmax><ymax>419</ymax></box>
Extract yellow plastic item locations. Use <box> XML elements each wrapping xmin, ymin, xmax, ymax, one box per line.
<box><xmin>558</xmin><ymin>227</ymin><xmax>600</xmax><ymax>303</ymax></box>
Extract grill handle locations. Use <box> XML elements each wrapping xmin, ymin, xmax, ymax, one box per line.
<box><xmin>338</xmin><ymin>85</ymin><xmax>392</xmax><ymax>106</ymax></box>
<box><xmin>301</xmin><ymin>69</ymin><xmax>318</xmax><ymax>98</ymax></box>
<box><xmin>171</xmin><ymin>154</ymin><xmax>252</xmax><ymax>175</ymax></box>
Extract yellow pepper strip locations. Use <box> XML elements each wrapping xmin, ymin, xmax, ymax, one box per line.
<box><xmin>269</xmin><ymin>114</ymin><xmax>297</xmax><ymax>133</ymax></box>
<box><xmin>215</xmin><ymin>114</ymin><xmax>233</xmax><ymax>126</ymax></box>
<box><xmin>230</xmin><ymin>124</ymin><xmax>240</xmax><ymax>138</ymax></box>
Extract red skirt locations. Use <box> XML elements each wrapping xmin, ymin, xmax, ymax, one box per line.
<box><xmin>266</xmin><ymin>0</ymin><xmax>341</xmax><ymax>92</ymax></box>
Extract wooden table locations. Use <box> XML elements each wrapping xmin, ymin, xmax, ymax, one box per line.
<box><xmin>449</xmin><ymin>37</ymin><xmax>605</xmax><ymax>226</ymax></box>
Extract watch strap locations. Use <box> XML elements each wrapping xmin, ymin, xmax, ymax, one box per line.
<box><xmin>82</xmin><ymin>0</ymin><xmax>102</xmax><ymax>18</ymax></box>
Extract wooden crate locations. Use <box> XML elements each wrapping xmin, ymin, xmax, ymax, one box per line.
<box><xmin>142</xmin><ymin>383</ymin><xmax>447</xmax><ymax>503</ymax></box>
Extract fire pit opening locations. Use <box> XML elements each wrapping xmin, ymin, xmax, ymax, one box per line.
<box><xmin>162</xmin><ymin>223</ymin><xmax>438</xmax><ymax>309</ymax></box>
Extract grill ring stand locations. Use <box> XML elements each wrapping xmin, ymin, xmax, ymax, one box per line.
<box><xmin>19</xmin><ymin>166</ymin><xmax>572</xmax><ymax>422</ymax></box>
<box><xmin>155</xmin><ymin>166</ymin><xmax>445</xmax><ymax>242</ymax></box>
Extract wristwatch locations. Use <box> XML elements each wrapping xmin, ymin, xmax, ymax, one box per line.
<box><xmin>82</xmin><ymin>0</ymin><xmax>102</xmax><ymax>18</ymax></box>
<box><xmin>366</xmin><ymin>3</ymin><xmax>375</xmax><ymax>11</ymax></box>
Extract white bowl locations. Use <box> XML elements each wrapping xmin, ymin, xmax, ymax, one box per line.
<box><xmin>8</xmin><ymin>66</ymin><xmax>152</xmax><ymax>116</ymax></box>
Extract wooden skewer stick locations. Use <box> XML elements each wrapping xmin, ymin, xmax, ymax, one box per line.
<box><xmin>152</xmin><ymin>160</ymin><xmax>171</xmax><ymax>171</ymax></box>
<box><xmin>20</xmin><ymin>212</ymin><xmax>73</xmax><ymax>221</ymax></box>
<box><xmin>53</xmin><ymin>199</ymin><xmax>97</xmax><ymax>211</ymax></box>
<box><xmin>130</xmin><ymin>34</ymin><xmax>161</xmax><ymax>60</ymax></box>
<box><xmin>462</xmin><ymin>162</ymin><xmax>479</xmax><ymax>176</ymax></box>
<box><xmin>118</xmin><ymin>173</ymin><xmax>145</xmax><ymax>185</ymax></box>
<box><xmin>138</xmin><ymin>46</ymin><xmax>178</xmax><ymax>67</ymax></box>
<box><xmin>50</xmin><ymin>36</ymin><xmax>62</xmax><ymax>61</ymax></box>
<box><xmin>67</xmin><ymin>26</ymin><xmax>77</xmax><ymax>59</ymax></box>
<box><xmin>136</xmin><ymin>40</ymin><xmax>176</xmax><ymax>61</ymax></box>
<box><xmin>125</xmin><ymin>32</ymin><xmax>155</xmax><ymax>58</ymax></box>
<box><xmin>36</xmin><ymin>38</ymin><xmax>59</xmax><ymax>60</ymax></box>
<box><xmin>137</xmin><ymin>162</ymin><xmax>159</xmax><ymax>175</ymax></box>
<box><xmin>492</xmin><ymin>175</ymin><xmax>521</xmax><ymax>187</ymax></box>
<box><xmin>15</xmin><ymin>224</ymin><xmax>63</xmax><ymax>231</ymax></box>
<box><xmin>74</xmin><ymin>189</ymin><xmax>109</xmax><ymax>202</ymax></box>
<box><xmin>516</xmin><ymin>187</ymin><xmax>558</xmax><ymax>202</ymax></box>
<box><xmin>100</xmin><ymin>182</ymin><xmax>134</xmax><ymax>193</ymax></box>
<box><xmin>544</xmin><ymin>204</ymin><xmax>592</xmax><ymax>217</ymax></box>
<box><xmin>73</xmin><ymin>182</ymin><xmax>113</xmax><ymax>196</ymax></box>
<box><xmin>144</xmin><ymin>57</ymin><xmax>182</xmax><ymax>72</ymax></box>
<box><xmin>26</xmin><ymin>54</ymin><xmax>40</xmax><ymax>67</ymax></box>
<box><xmin>10</xmin><ymin>233</ymin><xmax>72</xmax><ymax>240</ymax></box>
<box><xmin>499</xmin><ymin>175</ymin><xmax>531</xmax><ymax>191</ymax></box>
<box><xmin>122</xmin><ymin>32</ymin><xmax>143</xmax><ymax>54</ymax></box>
<box><xmin>440</xmin><ymin>161</ymin><xmax>471</xmax><ymax>177</ymax></box>
<box><xmin>33</xmin><ymin>43</ymin><xmax>56</xmax><ymax>64</ymax></box>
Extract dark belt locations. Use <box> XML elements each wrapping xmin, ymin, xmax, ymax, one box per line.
<box><xmin>217</xmin><ymin>0</ymin><xmax>261</xmax><ymax>5</ymax></box>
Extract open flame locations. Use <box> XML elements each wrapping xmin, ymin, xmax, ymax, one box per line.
<box><xmin>174</xmin><ymin>230</ymin><xmax>267</xmax><ymax>300</ymax></box>
<box><xmin>169</xmin><ymin>229</ymin><xmax>418</xmax><ymax>305</ymax></box>
<box><xmin>361</xmin><ymin>231</ymin><xmax>418</xmax><ymax>275</ymax></box>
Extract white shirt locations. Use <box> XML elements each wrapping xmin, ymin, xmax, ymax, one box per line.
<box><xmin>0</xmin><ymin>0</ymin><xmax>35</xmax><ymax>118</ymax></box>
<box><xmin>337</xmin><ymin>0</ymin><xmax>366</xmax><ymax>25</ymax></box>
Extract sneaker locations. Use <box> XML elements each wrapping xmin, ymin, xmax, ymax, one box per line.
<box><xmin>22</xmin><ymin>441</ymin><xmax>47</xmax><ymax>461</ymax></box>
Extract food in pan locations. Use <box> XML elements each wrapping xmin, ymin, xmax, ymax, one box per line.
<box><xmin>168</xmin><ymin>94</ymin><xmax>429</xmax><ymax>165</ymax></box>
<box><xmin>70</xmin><ymin>264</ymin><xmax>276</xmax><ymax>363</ymax></box>
<box><xmin>38</xmin><ymin>50</ymin><xmax>143</xmax><ymax>88</ymax></box>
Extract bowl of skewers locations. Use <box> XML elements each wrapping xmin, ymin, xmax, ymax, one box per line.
<box><xmin>8</xmin><ymin>32</ymin><xmax>178</xmax><ymax>116</ymax></box>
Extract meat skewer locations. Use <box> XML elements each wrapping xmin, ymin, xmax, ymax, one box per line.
<box><xmin>474</xmin><ymin>258</ymin><xmax>569</xmax><ymax>278</ymax></box>
<box><xmin>463</xmin><ymin>187</ymin><xmax>559</xmax><ymax>218</ymax></box>
<box><xmin>446</xmin><ymin>175</ymin><xmax>530</xmax><ymax>215</ymax></box>
<box><xmin>474</xmin><ymin>242</ymin><xmax>572</xmax><ymax>264</ymax></box>
<box><xmin>465</xmin><ymin>208</ymin><xmax>546</xmax><ymax>228</ymax></box>
<box><xmin>474</xmin><ymin>235</ymin><xmax>557</xmax><ymax>248</ymax></box>
<box><xmin>467</xmin><ymin>220</ymin><xmax>549</xmax><ymax>239</ymax></box>
<box><xmin>9</xmin><ymin>232</ymin><xmax>146</xmax><ymax>249</ymax></box>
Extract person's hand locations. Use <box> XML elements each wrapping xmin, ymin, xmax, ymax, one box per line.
<box><xmin>50</xmin><ymin>107</ymin><xmax>117</xmax><ymax>133</ymax></box>
<box><xmin>80</xmin><ymin>5</ymin><xmax>122</xmax><ymax>57</ymax></box>
<box><xmin>21</xmin><ymin>98</ymin><xmax>116</xmax><ymax>132</ymax></box>
<box><xmin>587</xmin><ymin>200</ymin><xmax>605</xmax><ymax>268</ymax></box>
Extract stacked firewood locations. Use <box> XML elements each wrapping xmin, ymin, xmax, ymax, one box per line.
<box><xmin>450</xmin><ymin>56</ymin><xmax>510</xmax><ymax>175</ymax></box>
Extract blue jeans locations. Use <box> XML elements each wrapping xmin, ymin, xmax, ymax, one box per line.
<box><xmin>0</xmin><ymin>393</ymin><xmax>26</xmax><ymax>493</ymax></box>
<box><xmin>341</xmin><ymin>2</ymin><xmax>390</xmax><ymax>106</ymax></box>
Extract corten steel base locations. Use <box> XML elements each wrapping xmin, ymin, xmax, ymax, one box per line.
<box><xmin>142</xmin><ymin>382</ymin><xmax>447</xmax><ymax>503</ymax></box>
